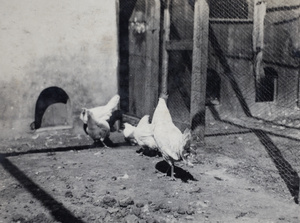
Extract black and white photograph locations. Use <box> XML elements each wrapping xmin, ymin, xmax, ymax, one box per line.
<box><xmin>0</xmin><ymin>0</ymin><xmax>300</xmax><ymax>222</ymax></box>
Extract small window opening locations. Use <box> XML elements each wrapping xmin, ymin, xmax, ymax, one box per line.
<box><xmin>255</xmin><ymin>67</ymin><xmax>278</xmax><ymax>102</ymax></box>
<box><xmin>30</xmin><ymin>86</ymin><xmax>72</xmax><ymax>130</ymax></box>
<box><xmin>206</xmin><ymin>69</ymin><xmax>221</xmax><ymax>105</ymax></box>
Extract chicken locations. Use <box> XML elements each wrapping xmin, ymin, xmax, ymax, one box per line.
<box><xmin>123</xmin><ymin>123</ymin><xmax>137</xmax><ymax>145</ymax></box>
<box><xmin>133</xmin><ymin>115</ymin><xmax>158</xmax><ymax>151</ymax></box>
<box><xmin>123</xmin><ymin>115</ymin><xmax>158</xmax><ymax>153</ymax></box>
<box><xmin>85</xmin><ymin>110</ymin><xmax>110</xmax><ymax>147</ymax></box>
<box><xmin>152</xmin><ymin>94</ymin><xmax>194</xmax><ymax>180</ymax></box>
<box><xmin>80</xmin><ymin>94</ymin><xmax>120</xmax><ymax>147</ymax></box>
<box><xmin>80</xmin><ymin>94</ymin><xmax>120</xmax><ymax>124</ymax></box>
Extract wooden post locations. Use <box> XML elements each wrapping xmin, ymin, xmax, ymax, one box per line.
<box><xmin>144</xmin><ymin>0</ymin><xmax>161</xmax><ymax>114</ymax></box>
<box><xmin>253</xmin><ymin>0</ymin><xmax>266</xmax><ymax>99</ymax></box>
<box><xmin>190</xmin><ymin>0</ymin><xmax>209</xmax><ymax>149</ymax></box>
<box><xmin>161</xmin><ymin>0</ymin><xmax>171</xmax><ymax>94</ymax></box>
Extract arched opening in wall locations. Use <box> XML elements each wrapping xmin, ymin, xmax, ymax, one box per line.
<box><xmin>206</xmin><ymin>69</ymin><xmax>221</xmax><ymax>105</ymax></box>
<box><xmin>255</xmin><ymin>67</ymin><xmax>278</xmax><ymax>102</ymax></box>
<box><xmin>30</xmin><ymin>86</ymin><xmax>72</xmax><ymax>130</ymax></box>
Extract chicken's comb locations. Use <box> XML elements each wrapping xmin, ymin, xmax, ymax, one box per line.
<box><xmin>159</xmin><ymin>92</ymin><xmax>169</xmax><ymax>100</ymax></box>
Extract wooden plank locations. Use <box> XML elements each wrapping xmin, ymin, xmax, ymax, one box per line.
<box><xmin>210</xmin><ymin>18</ymin><xmax>253</xmax><ymax>24</ymax></box>
<box><xmin>161</xmin><ymin>0</ymin><xmax>171</xmax><ymax>94</ymax></box>
<box><xmin>144</xmin><ymin>0</ymin><xmax>161</xmax><ymax>115</ymax></box>
<box><xmin>253</xmin><ymin>0</ymin><xmax>266</xmax><ymax>101</ymax></box>
<box><xmin>128</xmin><ymin>0</ymin><xmax>147</xmax><ymax>117</ymax></box>
<box><xmin>166</xmin><ymin>40</ymin><xmax>193</xmax><ymax>50</ymax></box>
<box><xmin>35</xmin><ymin>125</ymin><xmax>72</xmax><ymax>133</ymax></box>
<box><xmin>122</xmin><ymin>114</ymin><xmax>140</xmax><ymax>126</ymax></box>
<box><xmin>253</xmin><ymin>0</ymin><xmax>266</xmax><ymax>52</ymax></box>
<box><xmin>190</xmin><ymin>0</ymin><xmax>209</xmax><ymax>149</ymax></box>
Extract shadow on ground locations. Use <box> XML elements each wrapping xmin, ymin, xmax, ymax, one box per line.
<box><xmin>0</xmin><ymin>155</ymin><xmax>84</xmax><ymax>223</ymax></box>
<box><xmin>155</xmin><ymin>160</ymin><xmax>197</xmax><ymax>183</ymax></box>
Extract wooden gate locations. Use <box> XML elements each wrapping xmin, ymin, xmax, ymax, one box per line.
<box><xmin>120</xmin><ymin>0</ymin><xmax>209</xmax><ymax>146</ymax></box>
<box><xmin>161</xmin><ymin>0</ymin><xmax>194</xmax><ymax>130</ymax></box>
<box><xmin>161</xmin><ymin>0</ymin><xmax>209</xmax><ymax>145</ymax></box>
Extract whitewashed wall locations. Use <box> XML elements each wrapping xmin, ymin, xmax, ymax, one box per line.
<box><xmin>0</xmin><ymin>0</ymin><xmax>119</xmax><ymax>138</ymax></box>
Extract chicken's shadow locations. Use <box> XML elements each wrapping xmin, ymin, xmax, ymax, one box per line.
<box><xmin>91</xmin><ymin>137</ymin><xmax>129</xmax><ymax>148</ymax></box>
<box><xmin>155</xmin><ymin>161</ymin><xmax>197</xmax><ymax>183</ymax></box>
<box><xmin>136</xmin><ymin>147</ymin><xmax>162</xmax><ymax>157</ymax></box>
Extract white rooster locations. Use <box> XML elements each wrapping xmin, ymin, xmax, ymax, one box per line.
<box><xmin>80</xmin><ymin>94</ymin><xmax>120</xmax><ymax>147</ymax></box>
<box><xmin>123</xmin><ymin>115</ymin><xmax>158</xmax><ymax>153</ymax></box>
<box><xmin>152</xmin><ymin>94</ymin><xmax>194</xmax><ymax>180</ymax></box>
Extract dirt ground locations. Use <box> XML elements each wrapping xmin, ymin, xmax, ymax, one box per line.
<box><xmin>0</xmin><ymin>120</ymin><xmax>300</xmax><ymax>223</ymax></box>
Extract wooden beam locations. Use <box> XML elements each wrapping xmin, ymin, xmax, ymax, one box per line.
<box><xmin>161</xmin><ymin>0</ymin><xmax>171</xmax><ymax>94</ymax></box>
<box><xmin>253</xmin><ymin>0</ymin><xmax>266</xmax><ymax>100</ymax></box>
<box><xmin>210</xmin><ymin>18</ymin><xmax>253</xmax><ymax>24</ymax></box>
<box><xmin>144</xmin><ymin>0</ymin><xmax>161</xmax><ymax>115</ymax></box>
<box><xmin>253</xmin><ymin>0</ymin><xmax>266</xmax><ymax>53</ymax></box>
<box><xmin>190</xmin><ymin>0</ymin><xmax>209</xmax><ymax>149</ymax></box>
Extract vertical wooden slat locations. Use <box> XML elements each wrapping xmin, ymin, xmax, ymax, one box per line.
<box><xmin>128</xmin><ymin>0</ymin><xmax>147</xmax><ymax>117</ymax></box>
<box><xmin>253</xmin><ymin>0</ymin><xmax>266</xmax><ymax>93</ymax></box>
<box><xmin>161</xmin><ymin>0</ymin><xmax>171</xmax><ymax>94</ymax></box>
<box><xmin>115</xmin><ymin>0</ymin><xmax>121</xmax><ymax>130</ymax></box>
<box><xmin>144</xmin><ymin>0</ymin><xmax>161</xmax><ymax>115</ymax></box>
<box><xmin>116</xmin><ymin>0</ymin><xmax>120</xmax><ymax>97</ymax></box>
<box><xmin>190</xmin><ymin>0</ymin><xmax>209</xmax><ymax>148</ymax></box>
<box><xmin>253</xmin><ymin>0</ymin><xmax>266</xmax><ymax>52</ymax></box>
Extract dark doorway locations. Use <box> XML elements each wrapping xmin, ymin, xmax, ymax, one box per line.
<box><xmin>206</xmin><ymin>68</ymin><xmax>221</xmax><ymax>105</ymax></box>
<box><xmin>30</xmin><ymin>86</ymin><xmax>71</xmax><ymax>130</ymax></box>
<box><xmin>256</xmin><ymin>67</ymin><xmax>278</xmax><ymax>102</ymax></box>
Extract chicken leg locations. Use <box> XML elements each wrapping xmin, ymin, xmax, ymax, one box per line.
<box><xmin>100</xmin><ymin>138</ymin><xmax>110</xmax><ymax>148</ymax></box>
<box><xmin>167</xmin><ymin>160</ymin><xmax>176</xmax><ymax>181</ymax></box>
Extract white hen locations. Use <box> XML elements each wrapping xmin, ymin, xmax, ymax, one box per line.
<box><xmin>85</xmin><ymin>110</ymin><xmax>110</xmax><ymax>147</ymax></box>
<box><xmin>134</xmin><ymin>115</ymin><xmax>157</xmax><ymax>149</ymax></box>
<box><xmin>123</xmin><ymin>123</ymin><xmax>137</xmax><ymax>145</ymax></box>
<box><xmin>80</xmin><ymin>94</ymin><xmax>120</xmax><ymax>147</ymax></box>
<box><xmin>134</xmin><ymin>115</ymin><xmax>158</xmax><ymax>151</ymax></box>
<box><xmin>123</xmin><ymin>115</ymin><xmax>158</xmax><ymax>151</ymax></box>
<box><xmin>152</xmin><ymin>94</ymin><xmax>193</xmax><ymax>180</ymax></box>
<box><xmin>80</xmin><ymin>94</ymin><xmax>120</xmax><ymax>124</ymax></box>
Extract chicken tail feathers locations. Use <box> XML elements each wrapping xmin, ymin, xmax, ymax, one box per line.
<box><xmin>123</xmin><ymin>123</ymin><xmax>135</xmax><ymax>138</ymax></box>
<box><xmin>105</xmin><ymin>94</ymin><xmax>120</xmax><ymax>111</ymax></box>
<box><xmin>137</xmin><ymin>115</ymin><xmax>150</xmax><ymax>126</ymax></box>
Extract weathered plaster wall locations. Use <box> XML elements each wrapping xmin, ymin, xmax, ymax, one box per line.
<box><xmin>0</xmin><ymin>0</ymin><xmax>118</xmax><ymax>138</ymax></box>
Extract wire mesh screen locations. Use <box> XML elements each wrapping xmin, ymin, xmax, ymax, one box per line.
<box><xmin>170</xmin><ymin>0</ymin><xmax>194</xmax><ymax>40</ymax></box>
<box><xmin>119</xmin><ymin>0</ymin><xmax>300</xmax><ymax>203</ymax></box>
<box><xmin>210</xmin><ymin>0</ymin><xmax>249</xmax><ymax>19</ymax></box>
<box><xmin>169</xmin><ymin>0</ymin><xmax>300</xmax><ymax>204</ymax></box>
<box><xmin>204</xmin><ymin>0</ymin><xmax>299</xmax><ymax>121</ymax></box>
